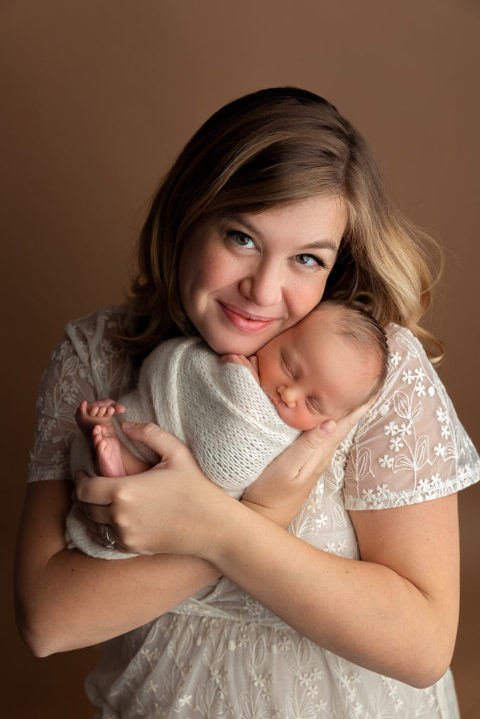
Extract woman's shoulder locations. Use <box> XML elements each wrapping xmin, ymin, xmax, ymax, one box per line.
<box><xmin>371</xmin><ymin>322</ymin><xmax>448</xmax><ymax>427</ymax></box>
<box><xmin>380</xmin><ymin>323</ymin><xmax>448</xmax><ymax>403</ymax></box>
<box><xmin>64</xmin><ymin>304</ymin><xmax>125</xmax><ymax>358</ymax></box>
<box><xmin>65</xmin><ymin>304</ymin><xmax>127</xmax><ymax>342</ymax></box>
<box><xmin>385</xmin><ymin>323</ymin><xmax>429</xmax><ymax>363</ymax></box>
<box><xmin>63</xmin><ymin>305</ymin><xmax>135</xmax><ymax>398</ymax></box>
<box><xmin>29</xmin><ymin>306</ymin><xmax>133</xmax><ymax>483</ymax></box>
<box><xmin>343</xmin><ymin>323</ymin><xmax>480</xmax><ymax>509</ymax></box>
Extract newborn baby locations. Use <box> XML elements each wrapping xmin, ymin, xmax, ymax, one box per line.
<box><xmin>67</xmin><ymin>300</ymin><xmax>388</xmax><ymax>557</ymax></box>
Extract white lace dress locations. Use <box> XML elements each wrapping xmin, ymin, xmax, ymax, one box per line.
<box><xmin>29</xmin><ymin>307</ymin><xmax>480</xmax><ymax>718</ymax></box>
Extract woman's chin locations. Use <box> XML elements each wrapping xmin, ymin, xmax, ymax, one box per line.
<box><xmin>204</xmin><ymin>329</ymin><xmax>271</xmax><ymax>357</ymax></box>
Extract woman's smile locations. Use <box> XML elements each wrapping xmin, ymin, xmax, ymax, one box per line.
<box><xmin>218</xmin><ymin>300</ymin><xmax>280</xmax><ymax>332</ymax></box>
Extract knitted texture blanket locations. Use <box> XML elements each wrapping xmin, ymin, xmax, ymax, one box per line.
<box><xmin>66</xmin><ymin>337</ymin><xmax>300</xmax><ymax>559</ymax></box>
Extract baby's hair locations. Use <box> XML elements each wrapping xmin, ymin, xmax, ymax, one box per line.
<box><xmin>314</xmin><ymin>299</ymin><xmax>389</xmax><ymax>403</ymax></box>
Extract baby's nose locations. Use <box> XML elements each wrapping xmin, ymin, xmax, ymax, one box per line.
<box><xmin>277</xmin><ymin>385</ymin><xmax>297</xmax><ymax>408</ymax></box>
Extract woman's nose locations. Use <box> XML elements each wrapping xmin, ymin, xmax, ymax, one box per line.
<box><xmin>238</xmin><ymin>260</ymin><xmax>284</xmax><ymax>307</ymax></box>
<box><xmin>277</xmin><ymin>384</ymin><xmax>298</xmax><ymax>408</ymax></box>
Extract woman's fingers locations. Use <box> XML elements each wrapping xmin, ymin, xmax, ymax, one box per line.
<box><xmin>242</xmin><ymin>401</ymin><xmax>371</xmax><ymax>527</ymax></box>
<box><xmin>76</xmin><ymin>500</ymin><xmax>113</xmax><ymax>525</ymax></box>
<box><xmin>74</xmin><ymin>423</ymin><xmax>215</xmax><ymax>556</ymax></box>
<box><xmin>267</xmin><ymin>420</ymin><xmax>338</xmax><ymax>484</ymax></box>
<box><xmin>74</xmin><ymin>470</ymin><xmax>118</xmax><ymax>506</ymax></box>
<box><xmin>337</xmin><ymin>400</ymin><xmax>373</xmax><ymax>433</ymax></box>
<box><xmin>242</xmin><ymin>421</ymin><xmax>337</xmax><ymax>516</ymax></box>
<box><xmin>69</xmin><ymin>499</ymin><xmax>129</xmax><ymax>552</ymax></box>
<box><xmin>83</xmin><ymin>517</ymin><xmax>129</xmax><ymax>553</ymax></box>
<box><xmin>121</xmin><ymin>422</ymin><xmax>191</xmax><ymax>464</ymax></box>
<box><xmin>303</xmin><ymin>400</ymin><xmax>372</xmax><ymax>460</ymax></box>
<box><xmin>295</xmin><ymin>401</ymin><xmax>371</xmax><ymax>478</ymax></box>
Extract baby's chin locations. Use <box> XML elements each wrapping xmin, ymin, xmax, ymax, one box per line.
<box><xmin>287</xmin><ymin>418</ymin><xmax>323</xmax><ymax>431</ymax></box>
<box><xmin>275</xmin><ymin>406</ymin><xmax>322</xmax><ymax>431</ymax></box>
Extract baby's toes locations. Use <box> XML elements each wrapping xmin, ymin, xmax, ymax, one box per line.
<box><xmin>91</xmin><ymin>424</ymin><xmax>104</xmax><ymax>446</ymax></box>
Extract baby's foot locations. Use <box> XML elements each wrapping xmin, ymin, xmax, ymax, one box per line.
<box><xmin>92</xmin><ymin>424</ymin><xmax>126</xmax><ymax>477</ymax></box>
<box><xmin>76</xmin><ymin>399</ymin><xmax>126</xmax><ymax>438</ymax></box>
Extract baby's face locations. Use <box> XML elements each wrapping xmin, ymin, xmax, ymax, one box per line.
<box><xmin>256</xmin><ymin>307</ymin><xmax>379</xmax><ymax>430</ymax></box>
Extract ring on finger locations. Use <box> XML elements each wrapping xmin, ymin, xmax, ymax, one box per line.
<box><xmin>103</xmin><ymin>524</ymin><xmax>116</xmax><ymax>549</ymax></box>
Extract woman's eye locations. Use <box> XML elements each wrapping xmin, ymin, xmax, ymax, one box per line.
<box><xmin>227</xmin><ymin>230</ymin><xmax>255</xmax><ymax>248</ymax></box>
<box><xmin>295</xmin><ymin>253</ymin><xmax>325</xmax><ymax>268</ymax></box>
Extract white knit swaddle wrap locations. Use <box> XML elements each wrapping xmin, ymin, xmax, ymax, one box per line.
<box><xmin>66</xmin><ymin>337</ymin><xmax>299</xmax><ymax>559</ymax></box>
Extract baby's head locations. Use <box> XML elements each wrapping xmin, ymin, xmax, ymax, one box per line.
<box><xmin>256</xmin><ymin>300</ymin><xmax>389</xmax><ymax>430</ymax></box>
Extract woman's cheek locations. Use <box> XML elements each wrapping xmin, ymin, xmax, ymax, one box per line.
<box><xmin>289</xmin><ymin>280</ymin><xmax>327</xmax><ymax>322</ymax></box>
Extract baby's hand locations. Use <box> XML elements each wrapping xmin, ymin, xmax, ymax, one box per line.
<box><xmin>219</xmin><ymin>354</ymin><xmax>259</xmax><ymax>381</ymax></box>
<box><xmin>75</xmin><ymin>398</ymin><xmax>126</xmax><ymax>437</ymax></box>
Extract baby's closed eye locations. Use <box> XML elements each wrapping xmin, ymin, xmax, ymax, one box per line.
<box><xmin>280</xmin><ymin>354</ymin><xmax>296</xmax><ymax>379</ymax></box>
<box><xmin>306</xmin><ymin>396</ymin><xmax>326</xmax><ymax>416</ymax></box>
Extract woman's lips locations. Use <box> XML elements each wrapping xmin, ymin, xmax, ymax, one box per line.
<box><xmin>219</xmin><ymin>302</ymin><xmax>278</xmax><ymax>332</ymax></box>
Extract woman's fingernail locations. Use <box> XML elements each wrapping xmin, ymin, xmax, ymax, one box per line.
<box><xmin>122</xmin><ymin>422</ymin><xmax>135</xmax><ymax>429</ymax></box>
<box><xmin>320</xmin><ymin>420</ymin><xmax>336</xmax><ymax>435</ymax></box>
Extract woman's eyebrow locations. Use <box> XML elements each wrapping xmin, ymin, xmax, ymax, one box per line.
<box><xmin>307</xmin><ymin>239</ymin><xmax>339</xmax><ymax>254</ymax></box>
<box><xmin>220</xmin><ymin>213</ymin><xmax>339</xmax><ymax>253</ymax></box>
<box><xmin>221</xmin><ymin>213</ymin><xmax>258</xmax><ymax>236</ymax></box>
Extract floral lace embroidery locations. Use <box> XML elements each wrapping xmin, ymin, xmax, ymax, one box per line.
<box><xmin>343</xmin><ymin>324</ymin><xmax>479</xmax><ymax>509</ymax></box>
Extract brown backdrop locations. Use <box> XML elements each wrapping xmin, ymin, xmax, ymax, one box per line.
<box><xmin>2</xmin><ymin>1</ymin><xmax>479</xmax><ymax>716</ymax></box>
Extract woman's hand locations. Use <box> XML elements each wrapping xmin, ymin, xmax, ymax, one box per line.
<box><xmin>74</xmin><ymin>423</ymin><xmax>234</xmax><ymax>558</ymax></box>
<box><xmin>75</xmin><ymin>403</ymin><xmax>371</xmax><ymax>556</ymax></box>
<box><xmin>241</xmin><ymin>402</ymin><xmax>371</xmax><ymax>527</ymax></box>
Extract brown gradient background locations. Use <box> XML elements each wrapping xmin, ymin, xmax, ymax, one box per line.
<box><xmin>2</xmin><ymin>1</ymin><xmax>479</xmax><ymax>716</ymax></box>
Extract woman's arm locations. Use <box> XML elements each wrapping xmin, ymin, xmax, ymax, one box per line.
<box><xmin>14</xmin><ymin>479</ymin><xmax>221</xmax><ymax>657</ymax></box>
<box><xmin>16</xmin><ymin>411</ymin><xmax>348</xmax><ymax>656</ymax></box>
<box><xmin>207</xmin><ymin>493</ymin><xmax>459</xmax><ymax>689</ymax></box>
<box><xmin>78</xmin><ymin>421</ymin><xmax>459</xmax><ymax>689</ymax></box>
<box><xmin>17</xmin><ymin>322</ymin><xmax>225</xmax><ymax>655</ymax></box>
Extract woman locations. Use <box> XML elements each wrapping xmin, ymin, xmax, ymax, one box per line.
<box><xmin>16</xmin><ymin>88</ymin><xmax>479</xmax><ymax>717</ymax></box>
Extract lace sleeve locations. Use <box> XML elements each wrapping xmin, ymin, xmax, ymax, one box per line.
<box><xmin>28</xmin><ymin>307</ymin><xmax>136</xmax><ymax>483</ymax></box>
<box><xmin>343</xmin><ymin>325</ymin><xmax>480</xmax><ymax>509</ymax></box>
<box><xmin>28</xmin><ymin>336</ymin><xmax>96</xmax><ymax>482</ymax></box>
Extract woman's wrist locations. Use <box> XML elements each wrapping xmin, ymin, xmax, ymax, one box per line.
<box><xmin>201</xmin><ymin>498</ymin><xmax>286</xmax><ymax>574</ymax></box>
<box><xmin>185</xmin><ymin>487</ymin><xmax>245</xmax><ymax>562</ymax></box>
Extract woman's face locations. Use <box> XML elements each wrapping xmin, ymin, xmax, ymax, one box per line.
<box><xmin>179</xmin><ymin>195</ymin><xmax>348</xmax><ymax>355</ymax></box>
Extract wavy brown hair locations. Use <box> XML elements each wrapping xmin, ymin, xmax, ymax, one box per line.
<box><xmin>121</xmin><ymin>87</ymin><xmax>443</xmax><ymax>361</ymax></box>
